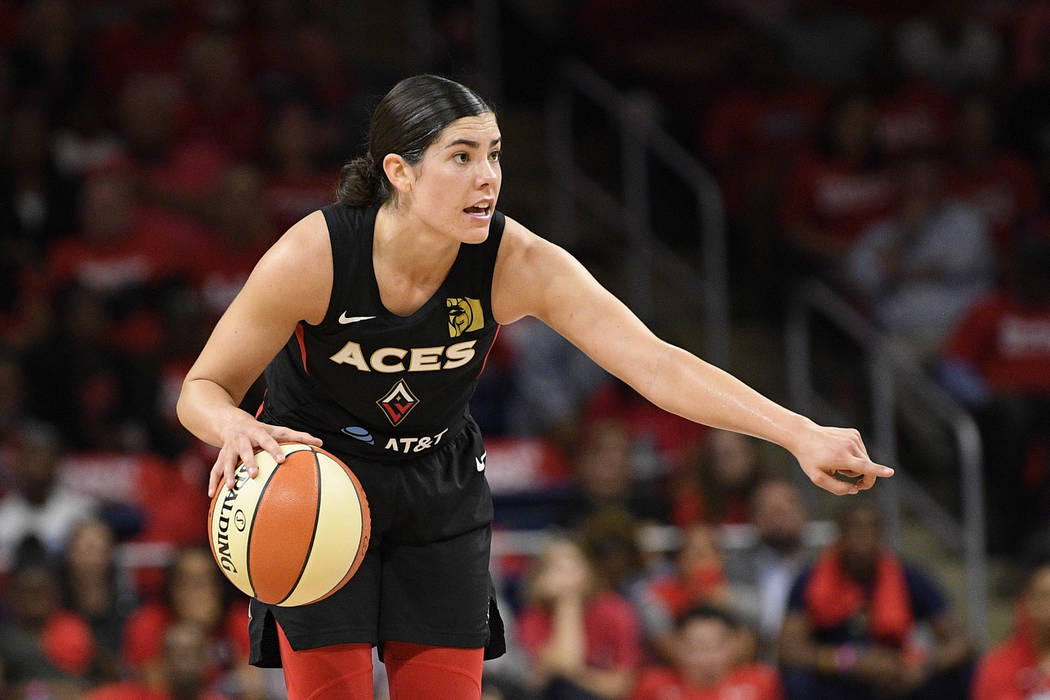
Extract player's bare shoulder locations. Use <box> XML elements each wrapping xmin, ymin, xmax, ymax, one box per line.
<box><xmin>492</xmin><ymin>215</ymin><xmax>584</xmax><ymax>324</ymax></box>
<box><xmin>242</xmin><ymin>209</ymin><xmax>334</xmax><ymax>326</ymax></box>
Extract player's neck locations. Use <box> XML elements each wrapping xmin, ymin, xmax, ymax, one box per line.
<box><xmin>374</xmin><ymin>202</ymin><xmax>459</xmax><ymax>285</ymax></box>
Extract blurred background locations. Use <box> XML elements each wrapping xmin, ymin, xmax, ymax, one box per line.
<box><xmin>2</xmin><ymin>0</ymin><xmax>1050</xmax><ymax>698</ymax></box>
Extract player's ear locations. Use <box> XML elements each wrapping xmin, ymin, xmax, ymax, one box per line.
<box><xmin>382</xmin><ymin>154</ymin><xmax>413</xmax><ymax>196</ymax></box>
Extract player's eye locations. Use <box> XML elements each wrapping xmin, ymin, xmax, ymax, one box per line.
<box><xmin>453</xmin><ymin>152</ymin><xmax>469</xmax><ymax>164</ymax></box>
<box><xmin>488</xmin><ymin>150</ymin><xmax>501</xmax><ymax>162</ymax></box>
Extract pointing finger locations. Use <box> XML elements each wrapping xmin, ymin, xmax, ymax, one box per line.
<box><xmin>848</xmin><ymin>455</ymin><xmax>893</xmax><ymax>478</ymax></box>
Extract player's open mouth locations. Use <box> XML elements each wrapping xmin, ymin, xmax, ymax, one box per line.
<box><xmin>464</xmin><ymin>202</ymin><xmax>492</xmax><ymax>218</ymax></box>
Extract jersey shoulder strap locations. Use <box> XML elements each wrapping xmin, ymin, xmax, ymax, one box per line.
<box><xmin>317</xmin><ymin>203</ymin><xmax>377</xmax><ymax>327</ymax></box>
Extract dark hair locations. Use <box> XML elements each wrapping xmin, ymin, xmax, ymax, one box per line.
<box><xmin>336</xmin><ymin>74</ymin><xmax>492</xmax><ymax>207</ymax></box>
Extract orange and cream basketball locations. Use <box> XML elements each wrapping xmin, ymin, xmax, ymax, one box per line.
<box><xmin>207</xmin><ymin>442</ymin><xmax>370</xmax><ymax>607</ymax></box>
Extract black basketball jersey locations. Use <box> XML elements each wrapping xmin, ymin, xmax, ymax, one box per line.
<box><xmin>259</xmin><ymin>203</ymin><xmax>505</xmax><ymax>461</ymax></box>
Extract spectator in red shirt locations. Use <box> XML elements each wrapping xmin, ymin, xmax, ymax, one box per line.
<box><xmin>0</xmin><ymin>538</ymin><xmax>97</xmax><ymax>694</ymax></box>
<box><xmin>843</xmin><ymin>151</ymin><xmax>995</xmax><ymax>360</ymax></box>
<box><xmin>114</xmin><ymin>74</ymin><xmax>229</xmax><ymax>216</ymax></box>
<box><xmin>176</xmin><ymin>32</ymin><xmax>263</xmax><ymax>161</ymax></box>
<box><xmin>518</xmin><ymin>537</ymin><xmax>641</xmax><ymax>699</ymax></box>
<box><xmin>940</xmin><ymin>235</ymin><xmax>1050</xmax><ymax>554</ymax></box>
<box><xmin>89</xmin><ymin>0</ymin><xmax>199</xmax><ymax>96</ymax></box>
<box><xmin>778</xmin><ymin>503</ymin><xmax>973</xmax><ymax>700</ymax></box>
<box><xmin>191</xmin><ymin>164</ymin><xmax>278</xmax><ymax>321</ymax></box>
<box><xmin>557</xmin><ymin>418</ymin><xmax>672</xmax><ymax>530</ymax></box>
<box><xmin>121</xmin><ymin>547</ymin><xmax>251</xmax><ymax>693</ymax></box>
<box><xmin>944</xmin><ymin>92</ymin><xmax>1041</xmax><ymax>257</ymax></box>
<box><xmin>58</xmin><ymin>519</ymin><xmax>137</xmax><ymax>679</ymax></box>
<box><xmin>780</xmin><ymin>92</ymin><xmax>894</xmax><ymax>278</ymax></box>
<box><xmin>973</xmin><ymin>558</ymin><xmax>1050</xmax><ymax>700</ymax></box>
<box><xmin>672</xmin><ymin>431</ymin><xmax>763</xmax><ymax>528</ymax></box>
<box><xmin>631</xmin><ymin>605</ymin><xmax>782</xmax><ymax>700</ymax></box>
<box><xmin>86</xmin><ymin>620</ymin><xmax>232</xmax><ymax>700</ymax></box>
<box><xmin>639</xmin><ymin>525</ymin><xmax>732</xmax><ymax>663</ymax></box>
<box><xmin>262</xmin><ymin>101</ymin><xmax>339</xmax><ymax>234</ymax></box>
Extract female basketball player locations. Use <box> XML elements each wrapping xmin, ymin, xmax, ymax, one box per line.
<box><xmin>177</xmin><ymin>75</ymin><xmax>893</xmax><ymax>699</ymax></box>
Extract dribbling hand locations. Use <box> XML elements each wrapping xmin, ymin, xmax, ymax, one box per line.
<box><xmin>208</xmin><ymin>416</ymin><xmax>323</xmax><ymax>498</ymax></box>
<box><xmin>790</xmin><ymin>422</ymin><xmax>893</xmax><ymax>495</ymax></box>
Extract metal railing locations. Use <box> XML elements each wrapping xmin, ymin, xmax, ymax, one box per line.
<box><xmin>547</xmin><ymin>60</ymin><xmax>730</xmax><ymax>368</ymax></box>
<box><xmin>786</xmin><ymin>280</ymin><xmax>988</xmax><ymax>645</ymax></box>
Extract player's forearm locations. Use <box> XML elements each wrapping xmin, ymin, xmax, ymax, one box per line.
<box><xmin>643</xmin><ymin>343</ymin><xmax>815</xmax><ymax>456</ymax></box>
<box><xmin>176</xmin><ymin>377</ymin><xmax>257</xmax><ymax>447</ymax></box>
<box><xmin>539</xmin><ymin>598</ymin><xmax>587</xmax><ymax>672</ymax></box>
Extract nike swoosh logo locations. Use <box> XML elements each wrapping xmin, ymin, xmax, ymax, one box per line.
<box><xmin>475</xmin><ymin>451</ymin><xmax>486</xmax><ymax>472</ymax></box>
<box><xmin>338</xmin><ymin>313</ymin><xmax>376</xmax><ymax>324</ymax></box>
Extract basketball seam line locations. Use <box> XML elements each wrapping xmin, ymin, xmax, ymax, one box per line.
<box><xmin>276</xmin><ymin>446</ymin><xmax>324</xmax><ymax>606</ymax></box>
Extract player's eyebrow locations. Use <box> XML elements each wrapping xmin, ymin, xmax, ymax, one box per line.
<box><xmin>444</xmin><ymin>137</ymin><xmax>501</xmax><ymax>149</ymax></box>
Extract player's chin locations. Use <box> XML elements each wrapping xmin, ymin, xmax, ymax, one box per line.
<box><xmin>457</xmin><ymin>216</ymin><xmax>492</xmax><ymax>242</ymax></box>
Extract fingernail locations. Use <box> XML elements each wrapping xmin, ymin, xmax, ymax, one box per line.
<box><xmin>882</xmin><ymin>468</ymin><xmax>895</xmax><ymax>476</ymax></box>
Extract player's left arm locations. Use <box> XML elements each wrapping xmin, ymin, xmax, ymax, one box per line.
<box><xmin>491</xmin><ymin>217</ymin><xmax>893</xmax><ymax>495</ymax></box>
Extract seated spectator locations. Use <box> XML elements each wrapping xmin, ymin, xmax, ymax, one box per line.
<box><xmin>556</xmin><ymin>418</ymin><xmax>670</xmax><ymax>529</ymax></box>
<box><xmin>0</xmin><ymin>422</ymin><xmax>98</xmax><ymax>571</ymax></box>
<box><xmin>0</xmin><ymin>102</ymin><xmax>78</xmax><ymax>265</ymax></box>
<box><xmin>86</xmin><ymin>620</ymin><xmax>231</xmax><ymax>700</ymax></box>
<box><xmin>579</xmin><ymin>507</ymin><xmax>650</xmax><ymax>599</ymax></box>
<box><xmin>518</xmin><ymin>537</ymin><xmax>641</xmax><ymax>699</ymax></box>
<box><xmin>725</xmin><ymin>478</ymin><xmax>820</xmax><ymax>663</ymax></box>
<box><xmin>176</xmin><ymin>32</ymin><xmax>263</xmax><ymax>160</ymax></box>
<box><xmin>58</xmin><ymin>519</ymin><xmax>138</xmax><ymax>679</ymax></box>
<box><xmin>672</xmin><ymin>430</ymin><xmax>763</xmax><ymax>527</ymax></box>
<box><xmin>0</xmin><ymin>538</ymin><xmax>96</xmax><ymax>694</ymax></box>
<box><xmin>192</xmin><ymin>164</ymin><xmax>278</xmax><ymax>321</ymax></box>
<box><xmin>262</xmin><ymin>101</ymin><xmax>340</xmax><ymax>234</ymax></box>
<box><xmin>631</xmin><ymin>605</ymin><xmax>782</xmax><ymax>700</ymax></box>
<box><xmin>114</xmin><ymin>74</ymin><xmax>228</xmax><ymax>210</ymax></box>
<box><xmin>121</xmin><ymin>547</ymin><xmax>250</xmax><ymax>690</ymax></box>
<box><xmin>780</xmin><ymin>92</ymin><xmax>894</xmax><ymax>278</ymax></box>
<box><xmin>944</xmin><ymin>92</ymin><xmax>1041</xmax><ymax>257</ymax></box>
<box><xmin>972</xmin><ymin>558</ymin><xmax>1050</xmax><ymax>699</ymax></box>
<box><xmin>843</xmin><ymin>152</ymin><xmax>994</xmax><ymax>360</ymax></box>
<box><xmin>940</xmin><ymin>235</ymin><xmax>1050</xmax><ymax>554</ymax></box>
<box><xmin>581</xmin><ymin>379</ymin><xmax>708</xmax><ymax>474</ymax></box>
<box><xmin>778</xmin><ymin>503</ymin><xmax>973</xmax><ymax>700</ymax></box>
<box><xmin>638</xmin><ymin>524</ymin><xmax>732</xmax><ymax>663</ymax></box>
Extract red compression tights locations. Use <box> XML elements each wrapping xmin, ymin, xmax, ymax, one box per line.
<box><xmin>277</xmin><ymin>625</ymin><xmax>483</xmax><ymax>700</ymax></box>
<box><xmin>384</xmin><ymin>641</ymin><xmax>484</xmax><ymax>700</ymax></box>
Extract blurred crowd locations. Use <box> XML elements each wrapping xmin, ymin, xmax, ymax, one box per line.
<box><xmin>2</xmin><ymin>0</ymin><xmax>1050</xmax><ymax>699</ymax></box>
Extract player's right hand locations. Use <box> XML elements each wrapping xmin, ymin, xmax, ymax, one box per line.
<box><xmin>208</xmin><ymin>416</ymin><xmax>322</xmax><ymax>498</ymax></box>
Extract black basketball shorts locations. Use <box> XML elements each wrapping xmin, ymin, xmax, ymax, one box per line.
<box><xmin>247</xmin><ymin>420</ymin><xmax>505</xmax><ymax>667</ymax></box>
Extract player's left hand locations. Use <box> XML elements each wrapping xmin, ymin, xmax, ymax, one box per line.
<box><xmin>790</xmin><ymin>422</ymin><xmax>893</xmax><ymax>495</ymax></box>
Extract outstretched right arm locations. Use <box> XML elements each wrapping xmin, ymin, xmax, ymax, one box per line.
<box><xmin>177</xmin><ymin>211</ymin><xmax>332</xmax><ymax>497</ymax></box>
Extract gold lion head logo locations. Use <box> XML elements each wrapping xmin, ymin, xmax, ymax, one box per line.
<box><xmin>447</xmin><ymin>297</ymin><xmax>483</xmax><ymax>337</ymax></box>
